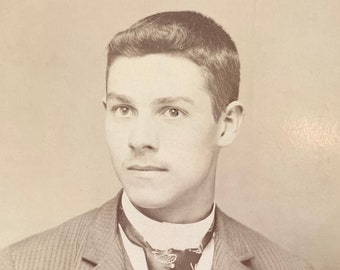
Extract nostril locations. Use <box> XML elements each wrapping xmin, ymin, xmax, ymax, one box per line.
<box><xmin>128</xmin><ymin>143</ymin><xmax>135</xmax><ymax>150</ymax></box>
<box><xmin>143</xmin><ymin>145</ymin><xmax>155</xmax><ymax>150</ymax></box>
<box><xmin>128</xmin><ymin>143</ymin><xmax>156</xmax><ymax>152</ymax></box>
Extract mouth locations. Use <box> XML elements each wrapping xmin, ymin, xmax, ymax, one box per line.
<box><xmin>127</xmin><ymin>165</ymin><xmax>168</xmax><ymax>172</ymax></box>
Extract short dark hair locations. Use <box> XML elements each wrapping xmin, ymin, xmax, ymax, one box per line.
<box><xmin>106</xmin><ymin>11</ymin><xmax>240</xmax><ymax>121</ymax></box>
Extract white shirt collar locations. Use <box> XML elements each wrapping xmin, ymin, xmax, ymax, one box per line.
<box><xmin>121</xmin><ymin>191</ymin><xmax>215</xmax><ymax>250</ymax></box>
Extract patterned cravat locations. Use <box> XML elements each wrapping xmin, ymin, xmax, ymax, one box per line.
<box><xmin>118</xmin><ymin>204</ymin><xmax>215</xmax><ymax>270</ymax></box>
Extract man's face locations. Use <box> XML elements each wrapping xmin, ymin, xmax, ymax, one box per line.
<box><xmin>105</xmin><ymin>54</ymin><xmax>222</xmax><ymax>211</ymax></box>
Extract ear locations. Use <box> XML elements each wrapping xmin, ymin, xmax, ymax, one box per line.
<box><xmin>102</xmin><ymin>96</ymin><xmax>107</xmax><ymax>110</ymax></box>
<box><xmin>217</xmin><ymin>101</ymin><xmax>244</xmax><ymax>147</ymax></box>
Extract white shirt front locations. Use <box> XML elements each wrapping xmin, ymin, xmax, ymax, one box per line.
<box><xmin>119</xmin><ymin>192</ymin><xmax>215</xmax><ymax>270</ymax></box>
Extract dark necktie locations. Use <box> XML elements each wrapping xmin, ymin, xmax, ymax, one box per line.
<box><xmin>118</xmin><ymin>204</ymin><xmax>215</xmax><ymax>270</ymax></box>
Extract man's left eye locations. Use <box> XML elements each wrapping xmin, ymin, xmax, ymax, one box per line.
<box><xmin>161</xmin><ymin>107</ymin><xmax>186</xmax><ymax>119</ymax></box>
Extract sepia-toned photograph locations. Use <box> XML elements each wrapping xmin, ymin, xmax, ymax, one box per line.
<box><xmin>1</xmin><ymin>1</ymin><xmax>339</xmax><ymax>269</ymax></box>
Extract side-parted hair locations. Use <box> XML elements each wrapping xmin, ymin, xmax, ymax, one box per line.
<box><xmin>106</xmin><ymin>11</ymin><xmax>240</xmax><ymax>121</ymax></box>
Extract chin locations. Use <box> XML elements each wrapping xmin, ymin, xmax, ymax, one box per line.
<box><xmin>125</xmin><ymin>186</ymin><xmax>177</xmax><ymax>210</ymax></box>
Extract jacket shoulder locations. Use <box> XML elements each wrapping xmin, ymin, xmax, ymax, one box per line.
<box><xmin>0</xmin><ymin>206</ymin><xmax>99</xmax><ymax>270</ymax></box>
<box><xmin>216</xmin><ymin>209</ymin><xmax>314</xmax><ymax>270</ymax></box>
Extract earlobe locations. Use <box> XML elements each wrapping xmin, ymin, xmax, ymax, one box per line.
<box><xmin>217</xmin><ymin>101</ymin><xmax>244</xmax><ymax>147</ymax></box>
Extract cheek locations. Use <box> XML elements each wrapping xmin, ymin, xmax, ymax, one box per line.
<box><xmin>163</xmin><ymin>122</ymin><xmax>216</xmax><ymax>151</ymax></box>
<box><xmin>162</xmin><ymin>126</ymin><xmax>217</xmax><ymax>169</ymax></box>
<box><xmin>105</xmin><ymin>121</ymin><xmax>129</xmax><ymax>154</ymax></box>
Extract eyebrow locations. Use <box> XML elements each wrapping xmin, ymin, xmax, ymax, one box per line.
<box><xmin>106</xmin><ymin>93</ymin><xmax>194</xmax><ymax>106</ymax></box>
<box><xmin>152</xmin><ymin>96</ymin><xmax>194</xmax><ymax>105</ymax></box>
<box><xmin>106</xmin><ymin>93</ymin><xmax>133</xmax><ymax>104</ymax></box>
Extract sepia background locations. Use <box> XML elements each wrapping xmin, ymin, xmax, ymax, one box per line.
<box><xmin>1</xmin><ymin>0</ymin><xmax>339</xmax><ymax>269</ymax></box>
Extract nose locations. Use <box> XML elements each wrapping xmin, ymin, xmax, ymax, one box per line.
<box><xmin>128</xmin><ymin>117</ymin><xmax>159</xmax><ymax>153</ymax></box>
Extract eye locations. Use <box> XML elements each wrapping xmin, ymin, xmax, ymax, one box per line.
<box><xmin>160</xmin><ymin>107</ymin><xmax>187</xmax><ymax>119</ymax></box>
<box><xmin>112</xmin><ymin>105</ymin><xmax>135</xmax><ymax>117</ymax></box>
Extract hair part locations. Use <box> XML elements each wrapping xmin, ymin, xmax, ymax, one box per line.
<box><xmin>106</xmin><ymin>11</ymin><xmax>240</xmax><ymax>121</ymax></box>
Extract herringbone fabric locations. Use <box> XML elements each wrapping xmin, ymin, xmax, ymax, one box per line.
<box><xmin>0</xmin><ymin>190</ymin><xmax>314</xmax><ymax>270</ymax></box>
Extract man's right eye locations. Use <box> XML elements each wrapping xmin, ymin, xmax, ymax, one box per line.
<box><xmin>111</xmin><ymin>105</ymin><xmax>135</xmax><ymax>117</ymax></box>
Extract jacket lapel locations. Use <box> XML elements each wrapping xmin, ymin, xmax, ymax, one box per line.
<box><xmin>78</xmin><ymin>190</ymin><xmax>133</xmax><ymax>270</ymax></box>
<box><xmin>212</xmin><ymin>208</ymin><xmax>254</xmax><ymax>270</ymax></box>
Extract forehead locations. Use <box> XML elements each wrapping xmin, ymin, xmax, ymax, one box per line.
<box><xmin>107</xmin><ymin>54</ymin><xmax>209</xmax><ymax>103</ymax></box>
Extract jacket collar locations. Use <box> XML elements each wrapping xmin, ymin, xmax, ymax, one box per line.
<box><xmin>80</xmin><ymin>191</ymin><xmax>254</xmax><ymax>270</ymax></box>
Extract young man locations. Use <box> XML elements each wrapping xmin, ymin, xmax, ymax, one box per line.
<box><xmin>0</xmin><ymin>11</ymin><xmax>313</xmax><ymax>270</ymax></box>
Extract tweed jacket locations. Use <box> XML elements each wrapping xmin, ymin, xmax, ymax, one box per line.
<box><xmin>0</xmin><ymin>191</ymin><xmax>313</xmax><ymax>270</ymax></box>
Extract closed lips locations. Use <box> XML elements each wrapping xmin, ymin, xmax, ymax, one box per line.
<box><xmin>127</xmin><ymin>165</ymin><xmax>168</xmax><ymax>171</ymax></box>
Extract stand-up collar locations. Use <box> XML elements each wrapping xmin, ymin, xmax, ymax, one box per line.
<box><xmin>121</xmin><ymin>191</ymin><xmax>215</xmax><ymax>250</ymax></box>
